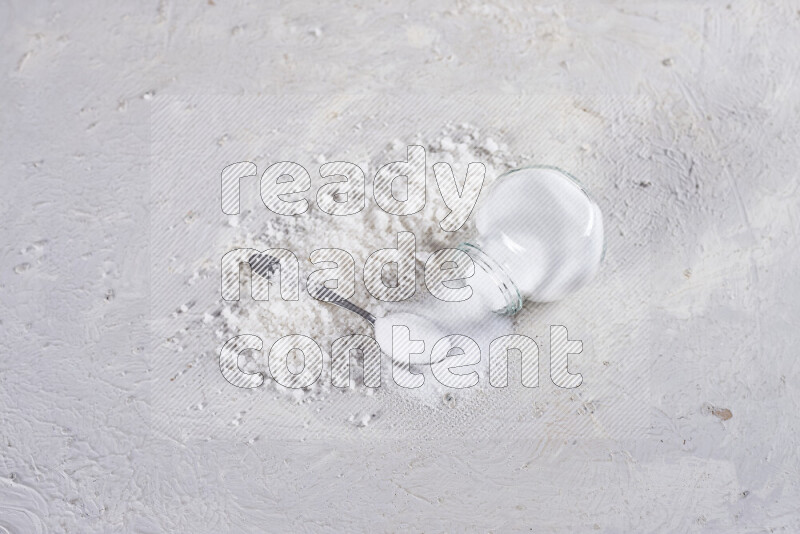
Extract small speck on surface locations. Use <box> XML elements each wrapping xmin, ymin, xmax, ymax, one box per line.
<box><xmin>712</xmin><ymin>407</ymin><xmax>733</xmax><ymax>421</ymax></box>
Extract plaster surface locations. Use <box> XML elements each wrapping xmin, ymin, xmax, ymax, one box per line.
<box><xmin>1</xmin><ymin>1</ymin><xmax>799</xmax><ymax>532</ymax></box>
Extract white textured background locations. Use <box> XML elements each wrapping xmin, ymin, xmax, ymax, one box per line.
<box><xmin>1</xmin><ymin>1</ymin><xmax>799</xmax><ymax>532</ymax></box>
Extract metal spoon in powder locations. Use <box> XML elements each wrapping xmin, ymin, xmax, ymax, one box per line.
<box><xmin>250</xmin><ymin>253</ymin><xmax>450</xmax><ymax>364</ymax></box>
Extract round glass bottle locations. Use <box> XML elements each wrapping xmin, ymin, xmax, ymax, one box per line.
<box><xmin>459</xmin><ymin>166</ymin><xmax>605</xmax><ymax>315</ymax></box>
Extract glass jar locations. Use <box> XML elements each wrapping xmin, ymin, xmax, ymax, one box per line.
<box><xmin>459</xmin><ymin>166</ymin><xmax>605</xmax><ymax>315</ymax></box>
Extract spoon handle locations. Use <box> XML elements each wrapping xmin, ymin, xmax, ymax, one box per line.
<box><xmin>248</xmin><ymin>252</ymin><xmax>376</xmax><ymax>326</ymax></box>
<box><xmin>310</xmin><ymin>284</ymin><xmax>376</xmax><ymax>326</ymax></box>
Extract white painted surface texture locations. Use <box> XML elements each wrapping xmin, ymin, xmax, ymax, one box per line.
<box><xmin>1</xmin><ymin>1</ymin><xmax>799</xmax><ymax>532</ymax></box>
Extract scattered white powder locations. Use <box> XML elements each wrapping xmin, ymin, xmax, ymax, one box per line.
<box><xmin>208</xmin><ymin>123</ymin><xmax>519</xmax><ymax>405</ymax></box>
<box><xmin>373</xmin><ymin>311</ymin><xmax>452</xmax><ymax>364</ymax></box>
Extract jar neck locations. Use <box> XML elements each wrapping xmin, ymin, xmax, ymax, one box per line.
<box><xmin>458</xmin><ymin>242</ymin><xmax>523</xmax><ymax>315</ymax></box>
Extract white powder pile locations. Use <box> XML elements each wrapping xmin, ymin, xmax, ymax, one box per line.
<box><xmin>214</xmin><ymin>124</ymin><xmax>519</xmax><ymax>403</ymax></box>
<box><xmin>373</xmin><ymin>312</ymin><xmax>452</xmax><ymax>364</ymax></box>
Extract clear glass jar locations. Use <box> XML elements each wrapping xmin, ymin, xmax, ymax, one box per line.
<box><xmin>459</xmin><ymin>166</ymin><xmax>605</xmax><ymax>315</ymax></box>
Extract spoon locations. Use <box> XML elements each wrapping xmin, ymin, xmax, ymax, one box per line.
<box><xmin>249</xmin><ymin>252</ymin><xmax>376</xmax><ymax>325</ymax></box>
<box><xmin>309</xmin><ymin>284</ymin><xmax>377</xmax><ymax>325</ymax></box>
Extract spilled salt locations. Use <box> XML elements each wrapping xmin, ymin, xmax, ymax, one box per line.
<box><xmin>374</xmin><ymin>312</ymin><xmax>452</xmax><ymax>365</ymax></box>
